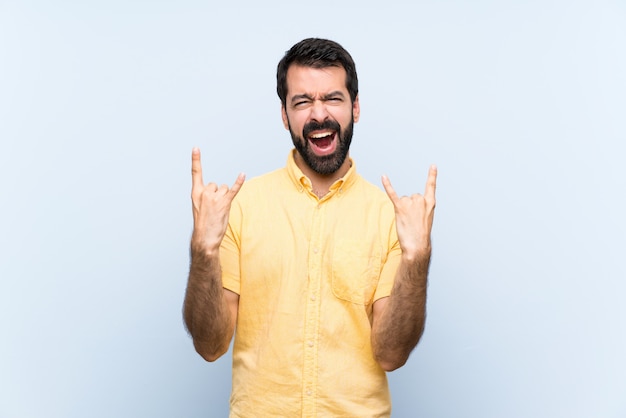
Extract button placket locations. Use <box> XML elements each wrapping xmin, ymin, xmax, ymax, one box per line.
<box><xmin>302</xmin><ymin>200</ymin><xmax>324</xmax><ymax>416</ymax></box>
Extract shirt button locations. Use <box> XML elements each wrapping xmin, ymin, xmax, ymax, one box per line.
<box><xmin>313</xmin><ymin>248</ymin><xmax>319</xmax><ymax>254</ymax></box>
<box><xmin>310</xmin><ymin>294</ymin><xmax>316</xmax><ymax>301</ymax></box>
<box><xmin>308</xmin><ymin>341</ymin><xmax>314</xmax><ymax>347</ymax></box>
<box><xmin>306</xmin><ymin>389</ymin><xmax>312</xmax><ymax>396</ymax></box>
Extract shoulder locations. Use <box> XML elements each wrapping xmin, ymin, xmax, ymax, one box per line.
<box><xmin>352</xmin><ymin>174</ymin><xmax>390</xmax><ymax>202</ymax></box>
<box><xmin>233</xmin><ymin>167</ymin><xmax>290</xmax><ymax>202</ymax></box>
<box><xmin>348</xmin><ymin>174</ymin><xmax>395</xmax><ymax>216</ymax></box>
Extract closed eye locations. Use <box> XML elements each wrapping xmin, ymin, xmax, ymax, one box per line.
<box><xmin>290</xmin><ymin>94</ymin><xmax>313</xmax><ymax>109</ymax></box>
<box><xmin>324</xmin><ymin>92</ymin><xmax>346</xmax><ymax>103</ymax></box>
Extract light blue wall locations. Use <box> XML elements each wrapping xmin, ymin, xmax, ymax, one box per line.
<box><xmin>1</xmin><ymin>1</ymin><xmax>625</xmax><ymax>417</ymax></box>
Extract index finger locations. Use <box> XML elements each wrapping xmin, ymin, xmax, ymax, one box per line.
<box><xmin>191</xmin><ymin>147</ymin><xmax>204</xmax><ymax>190</ymax></box>
<box><xmin>424</xmin><ymin>164</ymin><xmax>437</xmax><ymax>201</ymax></box>
<box><xmin>381</xmin><ymin>175</ymin><xmax>399</xmax><ymax>204</ymax></box>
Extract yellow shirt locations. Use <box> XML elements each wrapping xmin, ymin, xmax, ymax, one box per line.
<box><xmin>221</xmin><ymin>150</ymin><xmax>401</xmax><ymax>417</ymax></box>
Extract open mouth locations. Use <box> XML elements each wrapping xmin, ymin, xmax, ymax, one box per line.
<box><xmin>308</xmin><ymin>130</ymin><xmax>337</xmax><ymax>155</ymax></box>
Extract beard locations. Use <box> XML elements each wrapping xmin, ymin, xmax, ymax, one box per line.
<box><xmin>287</xmin><ymin>117</ymin><xmax>354</xmax><ymax>176</ymax></box>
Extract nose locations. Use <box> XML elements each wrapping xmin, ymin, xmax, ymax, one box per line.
<box><xmin>309</xmin><ymin>99</ymin><xmax>330</xmax><ymax>123</ymax></box>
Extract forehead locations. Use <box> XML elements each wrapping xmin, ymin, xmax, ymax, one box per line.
<box><xmin>285</xmin><ymin>64</ymin><xmax>348</xmax><ymax>97</ymax></box>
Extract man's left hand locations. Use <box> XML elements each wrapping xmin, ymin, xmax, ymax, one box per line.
<box><xmin>382</xmin><ymin>165</ymin><xmax>437</xmax><ymax>259</ymax></box>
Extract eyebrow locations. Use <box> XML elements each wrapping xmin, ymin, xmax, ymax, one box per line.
<box><xmin>324</xmin><ymin>91</ymin><xmax>346</xmax><ymax>100</ymax></box>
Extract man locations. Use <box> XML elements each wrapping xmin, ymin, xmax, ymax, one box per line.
<box><xmin>183</xmin><ymin>38</ymin><xmax>437</xmax><ymax>417</ymax></box>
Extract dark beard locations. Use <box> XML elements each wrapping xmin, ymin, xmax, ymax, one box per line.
<box><xmin>288</xmin><ymin>118</ymin><xmax>354</xmax><ymax>175</ymax></box>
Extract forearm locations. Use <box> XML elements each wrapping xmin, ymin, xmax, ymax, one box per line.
<box><xmin>371</xmin><ymin>249</ymin><xmax>430</xmax><ymax>371</ymax></box>
<box><xmin>183</xmin><ymin>243</ymin><xmax>235</xmax><ymax>362</ymax></box>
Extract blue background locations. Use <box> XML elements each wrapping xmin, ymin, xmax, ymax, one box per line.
<box><xmin>1</xmin><ymin>1</ymin><xmax>625</xmax><ymax>417</ymax></box>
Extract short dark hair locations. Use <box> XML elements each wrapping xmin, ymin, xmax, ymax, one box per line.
<box><xmin>276</xmin><ymin>38</ymin><xmax>359</xmax><ymax>107</ymax></box>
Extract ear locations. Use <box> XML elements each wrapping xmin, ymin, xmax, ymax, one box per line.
<box><xmin>281</xmin><ymin>105</ymin><xmax>290</xmax><ymax>130</ymax></box>
<box><xmin>352</xmin><ymin>95</ymin><xmax>360</xmax><ymax>123</ymax></box>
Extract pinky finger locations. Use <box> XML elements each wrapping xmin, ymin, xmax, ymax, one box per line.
<box><xmin>229</xmin><ymin>173</ymin><xmax>246</xmax><ymax>197</ymax></box>
<box><xmin>381</xmin><ymin>175</ymin><xmax>399</xmax><ymax>203</ymax></box>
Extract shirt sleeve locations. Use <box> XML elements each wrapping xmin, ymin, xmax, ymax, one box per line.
<box><xmin>220</xmin><ymin>199</ymin><xmax>242</xmax><ymax>295</ymax></box>
<box><xmin>373</xmin><ymin>210</ymin><xmax>401</xmax><ymax>301</ymax></box>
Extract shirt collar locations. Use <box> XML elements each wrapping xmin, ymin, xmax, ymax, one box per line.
<box><xmin>285</xmin><ymin>149</ymin><xmax>357</xmax><ymax>195</ymax></box>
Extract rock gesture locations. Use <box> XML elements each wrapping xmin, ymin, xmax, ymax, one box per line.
<box><xmin>381</xmin><ymin>165</ymin><xmax>437</xmax><ymax>259</ymax></box>
<box><xmin>191</xmin><ymin>148</ymin><xmax>245</xmax><ymax>253</ymax></box>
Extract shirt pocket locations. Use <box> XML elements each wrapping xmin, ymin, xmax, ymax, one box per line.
<box><xmin>331</xmin><ymin>238</ymin><xmax>382</xmax><ymax>305</ymax></box>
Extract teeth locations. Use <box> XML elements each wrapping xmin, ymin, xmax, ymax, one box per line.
<box><xmin>310</xmin><ymin>132</ymin><xmax>332</xmax><ymax>139</ymax></box>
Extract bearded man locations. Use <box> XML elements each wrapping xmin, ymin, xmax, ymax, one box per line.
<box><xmin>183</xmin><ymin>38</ymin><xmax>437</xmax><ymax>417</ymax></box>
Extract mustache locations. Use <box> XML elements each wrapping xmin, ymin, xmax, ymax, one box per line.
<box><xmin>303</xmin><ymin>120</ymin><xmax>341</xmax><ymax>138</ymax></box>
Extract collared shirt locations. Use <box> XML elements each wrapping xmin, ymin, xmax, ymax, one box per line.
<box><xmin>221</xmin><ymin>150</ymin><xmax>401</xmax><ymax>417</ymax></box>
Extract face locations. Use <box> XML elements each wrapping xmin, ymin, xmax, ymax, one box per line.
<box><xmin>281</xmin><ymin>64</ymin><xmax>360</xmax><ymax>175</ymax></box>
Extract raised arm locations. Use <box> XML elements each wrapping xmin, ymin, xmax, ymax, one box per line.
<box><xmin>183</xmin><ymin>148</ymin><xmax>245</xmax><ymax>362</ymax></box>
<box><xmin>371</xmin><ymin>165</ymin><xmax>437</xmax><ymax>371</ymax></box>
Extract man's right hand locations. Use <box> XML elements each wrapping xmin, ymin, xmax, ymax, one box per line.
<box><xmin>191</xmin><ymin>147</ymin><xmax>245</xmax><ymax>254</ymax></box>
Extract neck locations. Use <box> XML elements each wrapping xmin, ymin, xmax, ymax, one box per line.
<box><xmin>293</xmin><ymin>151</ymin><xmax>351</xmax><ymax>197</ymax></box>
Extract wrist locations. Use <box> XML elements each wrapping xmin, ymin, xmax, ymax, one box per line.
<box><xmin>190</xmin><ymin>235</ymin><xmax>221</xmax><ymax>259</ymax></box>
<box><xmin>401</xmin><ymin>245</ymin><xmax>431</xmax><ymax>263</ymax></box>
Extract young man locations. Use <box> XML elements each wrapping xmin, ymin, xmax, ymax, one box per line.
<box><xmin>184</xmin><ymin>38</ymin><xmax>437</xmax><ymax>417</ymax></box>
